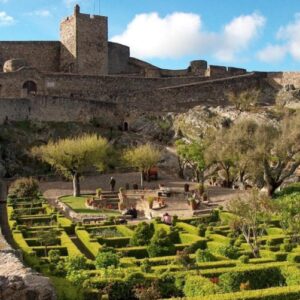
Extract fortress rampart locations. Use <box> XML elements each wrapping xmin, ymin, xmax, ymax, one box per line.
<box><xmin>0</xmin><ymin>5</ymin><xmax>298</xmax><ymax>125</ymax></box>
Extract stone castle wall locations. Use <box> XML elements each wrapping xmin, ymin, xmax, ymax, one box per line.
<box><xmin>0</xmin><ymin>72</ymin><xmax>275</xmax><ymax>124</ymax></box>
<box><xmin>0</xmin><ymin>42</ymin><xmax>60</xmax><ymax>73</ymax></box>
<box><xmin>267</xmin><ymin>72</ymin><xmax>300</xmax><ymax>88</ymax></box>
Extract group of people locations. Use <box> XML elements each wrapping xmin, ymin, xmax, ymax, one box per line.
<box><xmin>122</xmin><ymin>205</ymin><xmax>138</xmax><ymax>219</ymax></box>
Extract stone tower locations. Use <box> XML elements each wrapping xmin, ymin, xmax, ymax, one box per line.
<box><xmin>60</xmin><ymin>5</ymin><xmax>108</xmax><ymax>75</ymax></box>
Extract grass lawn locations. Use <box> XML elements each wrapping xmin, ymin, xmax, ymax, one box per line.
<box><xmin>59</xmin><ymin>195</ymin><xmax>121</xmax><ymax>216</ymax></box>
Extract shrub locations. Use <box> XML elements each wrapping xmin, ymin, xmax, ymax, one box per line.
<box><xmin>8</xmin><ymin>177</ymin><xmax>40</xmax><ymax>199</ymax></box>
<box><xmin>239</xmin><ymin>255</ymin><xmax>249</xmax><ymax>264</ymax></box>
<box><xmin>287</xmin><ymin>253</ymin><xmax>300</xmax><ymax>263</ymax></box>
<box><xmin>134</xmin><ymin>282</ymin><xmax>161</xmax><ymax>300</ymax></box>
<box><xmin>157</xmin><ymin>273</ymin><xmax>182</xmax><ymax>298</ymax></box>
<box><xmin>197</xmin><ymin>224</ymin><xmax>206</xmax><ymax>237</ymax></box>
<box><xmin>95</xmin><ymin>247</ymin><xmax>120</xmax><ymax>269</ymax></box>
<box><xmin>169</xmin><ymin>227</ymin><xmax>180</xmax><ymax>244</ymax></box>
<box><xmin>218</xmin><ymin>245</ymin><xmax>239</xmax><ymax>259</ymax></box>
<box><xmin>218</xmin><ymin>266</ymin><xmax>285</xmax><ymax>293</ymax></box>
<box><xmin>196</xmin><ymin>249</ymin><xmax>216</xmax><ymax>263</ymax></box>
<box><xmin>176</xmin><ymin>249</ymin><xmax>195</xmax><ymax>270</ymax></box>
<box><xmin>48</xmin><ymin>249</ymin><xmax>61</xmax><ymax>264</ymax></box>
<box><xmin>130</xmin><ymin>222</ymin><xmax>154</xmax><ymax>246</ymax></box>
<box><xmin>96</xmin><ymin>188</ymin><xmax>102</xmax><ymax>197</ymax></box>
<box><xmin>183</xmin><ymin>275</ymin><xmax>219</xmax><ymax>297</ymax></box>
<box><xmin>141</xmin><ymin>259</ymin><xmax>152</xmax><ymax>273</ymax></box>
<box><xmin>210</xmin><ymin>210</ymin><xmax>220</xmax><ymax>222</ymax></box>
<box><xmin>147</xmin><ymin>229</ymin><xmax>176</xmax><ymax>257</ymax></box>
<box><xmin>282</xmin><ymin>266</ymin><xmax>300</xmax><ymax>286</ymax></box>
<box><xmin>65</xmin><ymin>255</ymin><xmax>89</xmax><ymax>273</ymax></box>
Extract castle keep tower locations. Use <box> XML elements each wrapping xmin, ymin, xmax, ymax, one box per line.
<box><xmin>60</xmin><ymin>5</ymin><xmax>108</xmax><ymax>75</ymax></box>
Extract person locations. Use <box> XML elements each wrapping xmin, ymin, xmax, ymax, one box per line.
<box><xmin>162</xmin><ymin>212</ymin><xmax>172</xmax><ymax>225</ymax></box>
<box><xmin>130</xmin><ymin>205</ymin><xmax>138</xmax><ymax>219</ymax></box>
<box><xmin>109</xmin><ymin>176</ymin><xmax>116</xmax><ymax>191</ymax></box>
<box><xmin>122</xmin><ymin>205</ymin><xmax>138</xmax><ymax>219</ymax></box>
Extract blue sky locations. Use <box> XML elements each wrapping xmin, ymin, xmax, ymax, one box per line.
<box><xmin>1</xmin><ymin>0</ymin><xmax>300</xmax><ymax>71</ymax></box>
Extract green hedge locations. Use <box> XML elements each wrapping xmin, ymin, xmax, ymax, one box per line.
<box><xmin>218</xmin><ymin>266</ymin><xmax>285</xmax><ymax>292</ymax></box>
<box><xmin>98</xmin><ymin>237</ymin><xmax>130</xmax><ymax>248</ymax></box>
<box><xmin>60</xmin><ymin>231</ymin><xmax>82</xmax><ymax>257</ymax></box>
<box><xmin>176</xmin><ymin>222</ymin><xmax>199</xmax><ymax>235</ymax></box>
<box><xmin>76</xmin><ymin>228</ymin><xmax>101</xmax><ymax>258</ymax></box>
<box><xmin>116</xmin><ymin>225</ymin><xmax>134</xmax><ymax>237</ymax></box>
<box><xmin>176</xmin><ymin>285</ymin><xmax>300</xmax><ymax>300</ymax></box>
<box><xmin>117</xmin><ymin>246</ymin><xmax>148</xmax><ymax>259</ymax></box>
<box><xmin>32</xmin><ymin>246</ymin><xmax>68</xmax><ymax>257</ymax></box>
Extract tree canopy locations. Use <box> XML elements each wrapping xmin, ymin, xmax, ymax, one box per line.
<box><xmin>124</xmin><ymin>143</ymin><xmax>161</xmax><ymax>188</ymax></box>
<box><xmin>32</xmin><ymin>134</ymin><xmax>110</xmax><ymax>196</ymax></box>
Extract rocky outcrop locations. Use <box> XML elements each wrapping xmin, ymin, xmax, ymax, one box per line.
<box><xmin>0</xmin><ymin>250</ymin><xmax>56</xmax><ymax>300</ymax></box>
<box><xmin>174</xmin><ymin>105</ymin><xmax>278</xmax><ymax>140</ymax></box>
<box><xmin>0</xmin><ymin>227</ymin><xmax>56</xmax><ymax>300</ymax></box>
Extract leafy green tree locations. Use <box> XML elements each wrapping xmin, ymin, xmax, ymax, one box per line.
<box><xmin>95</xmin><ymin>247</ymin><xmax>120</xmax><ymax>269</ymax></box>
<box><xmin>32</xmin><ymin>134</ymin><xmax>110</xmax><ymax>196</ymax></box>
<box><xmin>175</xmin><ymin>140</ymin><xmax>215</xmax><ymax>186</ymax></box>
<box><xmin>130</xmin><ymin>222</ymin><xmax>154</xmax><ymax>246</ymax></box>
<box><xmin>147</xmin><ymin>229</ymin><xmax>176</xmax><ymax>257</ymax></box>
<box><xmin>36</xmin><ymin>229</ymin><xmax>60</xmax><ymax>257</ymax></box>
<box><xmin>205</xmin><ymin>131</ymin><xmax>235</xmax><ymax>187</ymax></box>
<box><xmin>249</xmin><ymin>114</ymin><xmax>300</xmax><ymax>196</ymax></box>
<box><xmin>227</xmin><ymin>189</ymin><xmax>273</xmax><ymax>257</ymax></box>
<box><xmin>124</xmin><ymin>143</ymin><xmax>161</xmax><ymax>188</ymax></box>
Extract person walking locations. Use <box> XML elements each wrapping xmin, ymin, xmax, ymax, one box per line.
<box><xmin>110</xmin><ymin>176</ymin><xmax>116</xmax><ymax>191</ymax></box>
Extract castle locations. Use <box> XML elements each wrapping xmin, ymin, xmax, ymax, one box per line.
<box><xmin>0</xmin><ymin>5</ymin><xmax>299</xmax><ymax>124</ymax></box>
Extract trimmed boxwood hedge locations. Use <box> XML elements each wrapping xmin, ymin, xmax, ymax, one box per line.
<box><xmin>175</xmin><ymin>285</ymin><xmax>300</xmax><ymax>300</ymax></box>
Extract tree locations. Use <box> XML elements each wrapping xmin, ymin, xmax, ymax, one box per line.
<box><xmin>175</xmin><ymin>140</ymin><xmax>215</xmax><ymax>186</ymax></box>
<box><xmin>205</xmin><ymin>130</ymin><xmax>235</xmax><ymax>187</ymax></box>
<box><xmin>147</xmin><ymin>228</ymin><xmax>176</xmax><ymax>257</ymax></box>
<box><xmin>130</xmin><ymin>222</ymin><xmax>154</xmax><ymax>246</ymax></box>
<box><xmin>36</xmin><ymin>229</ymin><xmax>60</xmax><ymax>257</ymax></box>
<box><xmin>249</xmin><ymin>113</ymin><xmax>300</xmax><ymax>196</ymax></box>
<box><xmin>227</xmin><ymin>189</ymin><xmax>273</xmax><ymax>257</ymax></box>
<box><xmin>32</xmin><ymin>134</ymin><xmax>110</xmax><ymax>196</ymax></box>
<box><xmin>227</xmin><ymin>89</ymin><xmax>260</xmax><ymax>111</ymax></box>
<box><xmin>124</xmin><ymin>143</ymin><xmax>161</xmax><ymax>188</ymax></box>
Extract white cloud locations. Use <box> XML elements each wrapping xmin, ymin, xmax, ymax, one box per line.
<box><xmin>216</xmin><ymin>13</ymin><xmax>266</xmax><ymax>61</ymax></box>
<box><xmin>258</xmin><ymin>13</ymin><xmax>300</xmax><ymax>63</ymax></box>
<box><xmin>0</xmin><ymin>11</ymin><xmax>14</xmax><ymax>26</ymax></box>
<box><xmin>111</xmin><ymin>12</ymin><xmax>265</xmax><ymax>62</ymax></box>
<box><xmin>26</xmin><ymin>10</ymin><xmax>52</xmax><ymax>17</ymax></box>
<box><xmin>0</xmin><ymin>0</ymin><xmax>9</xmax><ymax>3</ymax></box>
<box><xmin>257</xmin><ymin>44</ymin><xmax>286</xmax><ymax>63</ymax></box>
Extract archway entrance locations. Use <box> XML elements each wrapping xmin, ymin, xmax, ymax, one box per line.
<box><xmin>23</xmin><ymin>81</ymin><xmax>37</xmax><ymax>95</ymax></box>
<box><xmin>123</xmin><ymin>122</ymin><xmax>129</xmax><ymax>131</ymax></box>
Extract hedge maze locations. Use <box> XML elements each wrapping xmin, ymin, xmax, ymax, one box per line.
<box><xmin>6</xmin><ymin>192</ymin><xmax>300</xmax><ymax>300</ymax></box>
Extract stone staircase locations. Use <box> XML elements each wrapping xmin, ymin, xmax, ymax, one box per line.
<box><xmin>101</xmin><ymin>191</ymin><xmax>120</xmax><ymax>209</ymax></box>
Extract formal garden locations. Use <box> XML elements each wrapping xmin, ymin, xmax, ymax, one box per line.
<box><xmin>5</xmin><ymin>176</ymin><xmax>300</xmax><ymax>300</ymax></box>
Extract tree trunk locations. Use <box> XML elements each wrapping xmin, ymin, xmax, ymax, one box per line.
<box><xmin>140</xmin><ymin>171</ymin><xmax>144</xmax><ymax>189</ymax></box>
<box><xmin>72</xmin><ymin>173</ymin><xmax>80</xmax><ymax>197</ymax></box>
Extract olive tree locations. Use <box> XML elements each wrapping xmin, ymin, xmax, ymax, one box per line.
<box><xmin>124</xmin><ymin>143</ymin><xmax>161</xmax><ymax>188</ymax></box>
<box><xmin>32</xmin><ymin>134</ymin><xmax>110</xmax><ymax>196</ymax></box>
<box><xmin>175</xmin><ymin>140</ymin><xmax>216</xmax><ymax>187</ymax></box>
<box><xmin>227</xmin><ymin>190</ymin><xmax>273</xmax><ymax>257</ymax></box>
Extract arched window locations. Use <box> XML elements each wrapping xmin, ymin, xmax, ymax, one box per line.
<box><xmin>23</xmin><ymin>81</ymin><xmax>37</xmax><ymax>95</ymax></box>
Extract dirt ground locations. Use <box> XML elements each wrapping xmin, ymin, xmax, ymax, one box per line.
<box><xmin>40</xmin><ymin>171</ymin><xmax>245</xmax><ymax>208</ymax></box>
